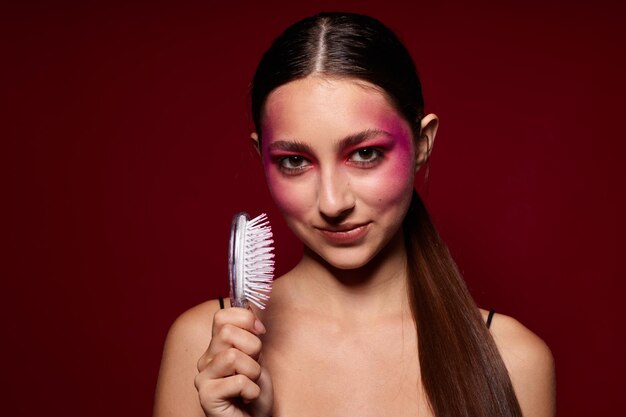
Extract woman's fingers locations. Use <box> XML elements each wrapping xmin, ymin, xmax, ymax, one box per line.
<box><xmin>199</xmin><ymin>347</ymin><xmax>262</xmax><ymax>381</ymax></box>
<box><xmin>196</xmin><ymin>374</ymin><xmax>262</xmax><ymax>411</ymax></box>
<box><xmin>213</xmin><ymin>323</ymin><xmax>263</xmax><ymax>357</ymax></box>
<box><xmin>205</xmin><ymin>308</ymin><xmax>265</xmax><ymax>358</ymax></box>
<box><xmin>194</xmin><ymin>306</ymin><xmax>272</xmax><ymax>416</ymax></box>
<box><xmin>197</xmin><ymin>325</ymin><xmax>263</xmax><ymax>374</ymax></box>
<box><xmin>212</xmin><ymin>307</ymin><xmax>266</xmax><ymax>338</ymax></box>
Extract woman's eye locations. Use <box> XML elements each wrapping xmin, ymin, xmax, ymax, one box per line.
<box><xmin>279</xmin><ymin>155</ymin><xmax>310</xmax><ymax>171</ymax></box>
<box><xmin>349</xmin><ymin>148</ymin><xmax>383</xmax><ymax>164</ymax></box>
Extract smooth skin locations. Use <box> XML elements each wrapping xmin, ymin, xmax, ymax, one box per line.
<box><xmin>153</xmin><ymin>77</ymin><xmax>555</xmax><ymax>417</ymax></box>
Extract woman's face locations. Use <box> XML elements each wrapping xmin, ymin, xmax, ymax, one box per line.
<box><xmin>258</xmin><ymin>76</ymin><xmax>420</xmax><ymax>270</ymax></box>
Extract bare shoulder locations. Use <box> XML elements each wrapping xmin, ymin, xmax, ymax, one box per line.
<box><xmin>484</xmin><ymin>311</ymin><xmax>554</xmax><ymax>375</ymax></box>
<box><xmin>481</xmin><ymin>310</ymin><xmax>556</xmax><ymax>417</ymax></box>
<box><xmin>153</xmin><ymin>299</ymin><xmax>225</xmax><ymax>417</ymax></box>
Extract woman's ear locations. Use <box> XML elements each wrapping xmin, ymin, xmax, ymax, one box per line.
<box><xmin>250</xmin><ymin>132</ymin><xmax>261</xmax><ymax>156</ymax></box>
<box><xmin>415</xmin><ymin>113</ymin><xmax>439</xmax><ymax>172</ymax></box>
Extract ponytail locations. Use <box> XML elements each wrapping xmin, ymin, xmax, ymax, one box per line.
<box><xmin>403</xmin><ymin>191</ymin><xmax>523</xmax><ymax>417</ymax></box>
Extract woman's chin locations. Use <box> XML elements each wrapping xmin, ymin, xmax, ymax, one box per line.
<box><xmin>327</xmin><ymin>257</ymin><xmax>372</xmax><ymax>271</ymax></box>
<box><xmin>304</xmin><ymin>245</ymin><xmax>377</xmax><ymax>271</ymax></box>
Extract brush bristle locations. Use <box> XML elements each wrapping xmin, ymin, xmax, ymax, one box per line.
<box><xmin>243</xmin><ymin>213</ymin><xmax>275</xmax><ymax>309</ymax></box>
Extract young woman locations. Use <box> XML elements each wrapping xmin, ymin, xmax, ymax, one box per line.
<box><xmin>153</xmin><ymin>12</ymin><xmax>555</xmax><ymax>417</ymax></box>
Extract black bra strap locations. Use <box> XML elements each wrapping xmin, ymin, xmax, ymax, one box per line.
<box><xmin>218</xmin><ymin>296</ymin><xmax>225</xmax><ymax>310</ymax></box>
<box><xmin>486</xmin><ymin>308</ymin><xmax>495</xmax><ymax>329</ymax></box>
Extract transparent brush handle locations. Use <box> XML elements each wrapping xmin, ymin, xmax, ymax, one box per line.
<box><xmin>228</xmin><ymin>212</ymin><xmax>249</xmax><ymax>308</ymax></box>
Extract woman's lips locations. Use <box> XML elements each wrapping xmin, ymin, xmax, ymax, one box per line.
<box><xmin>316</xmin><ymin>223</ymin><xmax>370</xmax><ymax>244</ymax></box>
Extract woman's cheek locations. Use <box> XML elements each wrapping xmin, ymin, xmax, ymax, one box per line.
<box><xmin>359</xmin><ymin>157</ymin><xmax>415</xmax><ymax>206</ymax></box>
<box><xmin>264</xmin><ymin>168</ymin><xmax>310</xmax><ymax>217</ymax></box>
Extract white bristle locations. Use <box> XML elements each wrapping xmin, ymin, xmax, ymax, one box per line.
<box><xmin>242</xmin><ymin>213</ymin><xmax>275</xmax><ymax>309</ymax></box>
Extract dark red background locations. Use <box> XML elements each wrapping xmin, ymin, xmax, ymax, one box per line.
<box><xmin>3</xmin><ymin>1</ymin><xmax>625</xmax><ymax>415</ymax></box>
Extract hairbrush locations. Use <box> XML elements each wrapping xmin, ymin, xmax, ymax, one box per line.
<box><xmin>228</xmin><ymin>212</ymin><xmax>275</xmax><ymax>309</ymax></box>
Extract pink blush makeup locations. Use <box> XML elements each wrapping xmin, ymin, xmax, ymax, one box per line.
<box><xmin>258</xmin><ymin>76</ymin><xmax>418</xmax><ymax>270</ymax></box>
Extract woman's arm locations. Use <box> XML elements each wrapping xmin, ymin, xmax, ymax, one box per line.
<box><xmin>489</xmin><ymin>313</ymin><xmax>556</xmax><ymax>417</ymax></box>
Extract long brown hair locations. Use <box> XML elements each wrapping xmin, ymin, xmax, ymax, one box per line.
<box><xmin>251</xmin><ymin>12</ymin><xmax>522</xmax><ymax>417</ymax></box>
<box><xmin>404</xmin><ymin>191</ymin><xmax>522</xmax><ymax>416</ymax></box>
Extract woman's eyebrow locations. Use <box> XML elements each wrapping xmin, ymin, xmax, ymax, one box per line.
<box><xmin>267</xmin><ymin>140</ymin><xmax>313</xmax><ymax>153</ymax></box>
<box><xmin>339</xmin><ymin>129</ymin><xmax>392</xmax><ymax>148</ymax></box>
<box><xmin>267</xmin><ymin>129</ymin><xmax>392</xmax><ymax>153</ymax></box>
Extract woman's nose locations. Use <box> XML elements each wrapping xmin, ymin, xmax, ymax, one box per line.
<box><xmin>317</xmin><ymin>168</ymin><xmax>355</xmax><ymax>220</ymax></box>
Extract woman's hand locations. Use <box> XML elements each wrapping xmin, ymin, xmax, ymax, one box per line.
<box><xmin>194</xmin><ymin>307</ymin><xmax>273</xmax><ymax>417</ymax></box>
